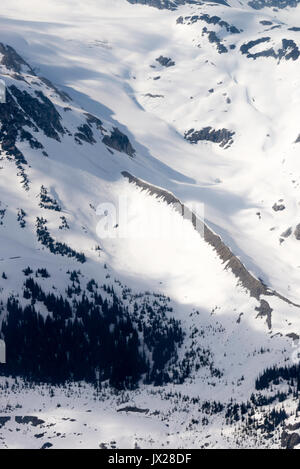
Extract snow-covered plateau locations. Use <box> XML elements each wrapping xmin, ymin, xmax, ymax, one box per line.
<box><xmin>0</xmin><ymin>0</ymin><xmax>300</xmax><ymax>449</ymax></box>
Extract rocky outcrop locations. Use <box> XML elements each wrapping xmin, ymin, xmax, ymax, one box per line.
<box><xmin>272</xmin><ymin>202</ymin><xmax>285</xmax><ymax>211</ymax></box>
<box><xmin>122</xmin><ymin>171</ymin><xmax>267</xmax><ymax>300</ymax></box>
<box><xmin>15</xmin><ymin>416</ymin><xmax>45</xmax><ymax>426</ymax></box>
<box><xmin>202</xmin><ymin>28</ymin><xmax>228</xmax><ymax>54</ymax></box>
<box><xmin>249</xmin><ymin>0</ymin><xmax>300</xmax><ymax>10</ymax></box>
<box><xmin>281</xmin><ymin>227</ymin><xmax>292</xmax><ymax>238</ymax></box>
<box><xmin>75</xmin><ymin>113</ymin><xmax>104</xmax><ymax>144</ymax></box>
<box><xmin>281</xmin><ymin>430</ymin><xmax>300</xmax><ymax>449</ymax></box>
<box><xmin>84</xmin><ymin>113</ymin><xmax>104</xmax><ymax>130</ymax></box>
<box><xmin>0</xmin><ymin>43</ymin><xmax>35</xmax><ymax>75</ymax></box>
<box><xmin>117</xmin><ymin>406</ymin><xmax>149</xmax><ymax>413</ymax></box>
<box><xmin>40</xmin><ymin>77</ymin><xmax>71</xmax><ymax>103</ymax></box>
<box><xmin>185</xmin><ymin>127</ymin><xmax>234</xmax><ymax>148</ymax></box>
<box><xmin>240</xmin><ymin>37</ymin><xmax>300</xmax><ymax>61</ymax></box>
<box><xmin>127</xmin><ymin>0</ymin><xmax>228</xmax><ymax>11</ymax></box>
<box><xmin>177</xmin><ymin>14</ymin><xmax>240</xmax><ymax>34</ymax></box>
<box><xmin>9</xmin><ymin>85</ymin><xmax>65</xmax><ymax>141</ymax></box>
<box><xmin>156</xmin><ymin>56</ymin><xmax>175</xmax><ymax>67</ymax></box>
<box><xmin>122</xmin><ymin>171</ymin><xmax>300</xmax><ymax>314</ymax></box>
<box><xmin>103</xmin><ymin>128</ymin><xmax>135</xmax><ymax>157</ymax></box>
<box><xmin>75</xmin><ymin>124</ymin><xmax>96</xmax><ymax>145</ymax></box>
<box><xmin>144</xmin><ymin>93</ymin><xmax>165</xmax><ymax>98</ymax></box>
<box><xmin>255</xmin><ymin>299</ymin><xmax>273</xmax><ymax>329</ymax></box>
<box><xmin>294</xmin><ymin>224</ymin><xmax>300</xmax><ymax>240</ymax></box>
<box><xmin>0</xmin><ymin>417</ymin><xmax>11</xmax><ymax>428</ymax></box>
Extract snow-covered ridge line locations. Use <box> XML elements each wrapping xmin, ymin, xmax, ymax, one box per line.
<box><xmin>122</xmin><ymin>171</ymin><xmax>300</xmax><ymax>311</ymax></box>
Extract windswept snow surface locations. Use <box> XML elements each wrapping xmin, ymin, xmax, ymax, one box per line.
<box><xmin>0</xmin><ymin>0</ymin><xmax>299</xmax><ymax>448</ymax></box>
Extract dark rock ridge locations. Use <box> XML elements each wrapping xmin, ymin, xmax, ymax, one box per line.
<box><xmin>75</xmin><ymin>113</ymin><xmax>105</xmax><ymax>144</ymax></box>
<box><xmin>255</xmin><ymin>299</ymin><xmax>273</xmax><ymax>329</ymax></box>
<box><xmin>75</xmin><ymin>124</ymin><xmax>96</xmax><ymax>145</ymax></box>
<box><xmin>127</xmin><ymin>0</ymin><xmax>228</xmax><ymax>11</ymax></box>
<box><xmin>103</xmin><ymin>128</ymin><xmax>135</xmax><ymax>157</ymax></box>
<box><xmin>155</xmin><ymin>56</ymin><xmax>175</xmax><ymax>67</ymax></box>
<box><xmin>294</xmin><ymin>224</ymin><xmax>300</xmax><ymax>240</ymax></box>
<box><xmin>0</xmin><ymin>87</ymin><xmax>43</xmax><ymax>190</ymax></box>
<box><xmin>281</xmin><ymin>227</ymin><xmax>292</xmax><ymax>238</ymax></box>
<box><xmin>177</xmin><ymin>14</ymin><xmax>240</xmax><ymax>34</ymax></box>
<box><xmin>85</xmin><ymin>112</ymin><xmax>104</xmax><ymax>130</ymax></box>
<box><xmin>0</xmin><ymin>417</ymin><xmax>11</xmax><ymax>428</ymax></box>
<box><xmin>249</xmin><ymin>0</ymin><xmax>300</xmax><ymax>9</ymax></box>
<box><xmin>15</xmin><ymin>416</ymin><xmax>45</xmax><ymax>426</ymax></box>
<box><xmin>0</xmin><ymin>43</ymin><xmax>35</xmax><ymax>76</ymax></box>
<box><xmin>185</xmin><ymin>127</ymin><xmax>235</xmax><ymax>148</ymax></box>
<box><xmin>117</xmin><ymin>406</ymin><xmax>149</xmax><ymax>413</ymax></box>
<box><xmin>241</xmin><ymin>37</ymin><xmax>300</xmax><ymax>60</ymax></box>
<box><xmin>202</xmin><ymin>28</ymin><xmax>228</xmax><ymax>54</ymax></box>
<box><xmin>144</xmin><ymin>93</ymin><xmax>165</xmax><ymax>98</ymax></box>
<box><xmin>122</xmin><ymin>171</ymin><xmax>300</xmax><ymax>313</ymax></box>
<box><xmin>0</xmin><ymin>44</ymin><xmax>71</xmax><ymax>192</ymax></box>
<box><xmin>0</xmin><ymin>88</ymin><xmax>37</xmax><ymax>164</ymax></box>
<box><xmin>260</xmin><ymin>20</ymin><xmax>273</xmax><ymax>25</ymax></box>
<box><xmin>272</xmin><ymin>201</ymin><xmax>285</xmax><ymax>211</ymax></box>
<box><xmin>9</xmin><ymin>85</ymin><xmax>65</xmax><ymax>141</ymax></box>
<box><xmin>40</xmin><ymin>77</ymin><xmax>71</xmax><ymax>103</ymax></box>
<box><xmin>281</xmin><ymin>430</ymin><xmax>300</xmax><ymax>449</ymax></box>
<box><xmin>122</xmin><ymin>171</ymin><xmax>267</xmax><ymax>300</ymax></box>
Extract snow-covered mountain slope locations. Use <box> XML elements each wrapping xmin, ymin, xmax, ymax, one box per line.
<box><xmin>0</xmin><ymin>0</ymin><xmax>300</xmax><ymax>449</ymax></box>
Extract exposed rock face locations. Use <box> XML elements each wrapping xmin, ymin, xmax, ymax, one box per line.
<box><xmin>9</xmin><ymin>85</ymin><xmax>65</xmax><ymax>141</ymax></box>
<box><xmin>0</xmin><ymin>43</ymin><xmax>35</xmax><ymax>75</ymax></box>
<box><xmin>0</xmin><ymin>417</ymin><xmax>11</xmax><ymax>428</ymax></box>
<box><xmin>0</xmin><ymin>89</ymin><xmax>36</xmax><ymax>163</ymax></box>
<box><xmin>117</xmin><ymin>406</ymin><xmax>149</xmax><ymax>413</ymax></box>
<box><xmin>240</xmin><ymin>37</ymin><xmax>300</xmax><ymax>61</ymax></box>
<box><xmin>155</xmin><ymin>56</ymin><xmax>175</xmax><ymax>67</ymax></box>
<box><xmin>84</xmin><ymin>113</ymin><xmax>103</xmax><ymax>130</ymax></box>
<box><xmin>177</xmin><ymin>14</ymin><xmax>240</xmax><ymax>34</ymax></box>
<box><xmin>15</xmin><ymin>416</ymin><xmax>45</xmax><ymax>426</ymax></box>
<box><xmin>144</xmin><ymin>93</ymin><xmax>165</xmax><ymax>98</ymax></box>
<box><xmin>75</xmin><ymin>112</ymin><xmax>104</xmax><ymax>144</ymax></box>
<box><xmin>185</xmin><ymin>127</ymin><xmax>235</xmax><ymax>148</ymax></box>
<box><xmin>127</xmin><ymin>0</ymin><xmax>228</xmax><ymax>11</ymax></box>
<box><xmin>255</xmin><ymin>299</ymin><xmax>273</xmax><ymax>329</ymax></box>
<box><xmin>103</xmin><ymin>128</ymin><xmax>135</xmax><ymax>157</ymax></box>
<box><xmin>122</xmin><ymin>171</ymin><xmax>300</xmax><ymax>312</ymax></box>
<box><xmin>122</xmin><ymin>171</ymin><xmax>267</xmax><ymax>300</ymax></box>
<box><xmin>281</xmin><ymin>430</ymin><xmax>300</xmax><ymax>449</ymax></box>
<box><xmin>249</xmin><ymin>0</ymin><xmax>300</xmax><ymax>9</ymax></box>
<box><xmin>294</xmin><ymin>224</ymin><xmax>300</xmax><ymax>240</ymax></box>
<box><xmin>40</xmin><ymin>77</ymin><xmax>71</xmax><ymax>103</ymax></box>
<box><xmin>202</xmin><ymin>28</ymin><xmax>228</xmax><ymax>54</ymax></box>
<box><xmin>75</xmin><ymin>124</ymin><xmax>96</xmax><ymax>145</ymax></box>
<box><xmin>281</xmin><ymin>227</ymin><xmax>292</xmax><ymax>238</ymax></box>
<box><xmin>272</xmin><ymin>202</ymin><xmax>285</xmax><ymax>211</ymax></box>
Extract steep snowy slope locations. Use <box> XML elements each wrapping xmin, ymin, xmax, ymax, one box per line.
<box><xmin>0</xmin><ymin>0</ymin><xmax>299</xmax><ymax>449</ymax></box>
